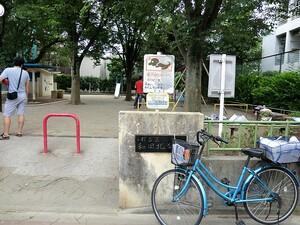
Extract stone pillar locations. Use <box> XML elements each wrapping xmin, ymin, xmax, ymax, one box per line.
<box><xmin>118</xmin><ymin>111</ymin><xmax>203</xmax><ymax>209</ymax></box>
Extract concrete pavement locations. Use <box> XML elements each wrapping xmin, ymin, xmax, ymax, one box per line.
<box><xmin>0</xmin><ymin>212</ymin><xmax>299</xmax><ymax>225</ymax></box>
<box><xmin>0</xmin><ymin>94</ymin><xmax>299</xmax><ymax>225</ymax></box>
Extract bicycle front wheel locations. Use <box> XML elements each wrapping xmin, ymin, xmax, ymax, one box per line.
<box><xmin>244</xmin><ymin>167</ymin><xmax>298</xmax><ymax>224</ymax></box>
<box><xmin>151</xmin><ymin>169</ymin><xmax>204</xmax><ymax>225</ymax></box>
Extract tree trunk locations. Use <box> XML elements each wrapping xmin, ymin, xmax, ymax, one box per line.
<box><xmin>70</xmin><ymin>55</ymin><xmax>82</xmax><ymax>105</ymax></box>
<box><xmin>125</xmin><ymin>73</ymin><xmax>132</xmax><ymax>101</ymax></box>
<box><xmin>184</xmin><ymin>52</ymin><xmax>202</xmax><ymax>112</ymax></box>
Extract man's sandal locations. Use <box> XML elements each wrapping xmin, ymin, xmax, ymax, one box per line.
<box><xmin>0</xmin><ymin>133</ymin><xmax>9</xmax><ymax>140</ymax></box>
<box><xmin>15</xmin><ymin>133</ymin><xmax>22</xmax><ymax>137</ymax></box>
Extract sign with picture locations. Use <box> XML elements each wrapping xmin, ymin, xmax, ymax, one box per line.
<box><xmin>143</xmin><ymin>54</ymin><xmax>175</xmax><ymax>93</ymax></box>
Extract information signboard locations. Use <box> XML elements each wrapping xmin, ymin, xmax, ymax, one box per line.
<box><xmin>143</xmin><ymin>54</ymin><xmax>175</xmax><ymax>93</ymax></box>
<box><xmin>146</xmin><ymin>92</ymin><xmax>169</xmax><ymax>109</ymax></box>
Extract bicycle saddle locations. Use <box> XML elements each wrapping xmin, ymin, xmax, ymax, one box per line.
<box><xmin>241</xmin><ymin>148</ymin><xmax>264</xmax><ymax>158</ymax></box>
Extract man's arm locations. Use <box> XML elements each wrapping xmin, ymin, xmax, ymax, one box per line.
<box><xmin>0</xmin><ymin>74</ymin><xmax>4</xmax><ymax>83</ymax></box>
<box><xmin>25</xmin><ymin>80</ymin><xmax>30</xmax><ymax>96</ymax></box>
<box><xmin>0</xmin><ymin>69</ymin><xmax>8</xmax><ymax>83</ymax></box>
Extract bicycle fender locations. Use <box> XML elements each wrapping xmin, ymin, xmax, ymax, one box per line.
<box><xmin>177</xmin><ymin>167</ymin><xmax>208</xmax><ymax>216</ymax></box>
<box><xmin>241</xmin><ymin>165</ymin><xmax>299</xmax><ymax>200</ymax></box>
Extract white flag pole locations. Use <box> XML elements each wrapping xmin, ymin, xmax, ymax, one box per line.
<box><xmin>218</xmin><ymin>54</ymin><xmax>226</xmax><ymax>136</ymax></box>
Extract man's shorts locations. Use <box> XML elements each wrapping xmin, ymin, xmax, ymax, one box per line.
<box><xmin>4</xmin><ymin>93</ymin><xmax>28</xmax><ymax>116</ymax></box>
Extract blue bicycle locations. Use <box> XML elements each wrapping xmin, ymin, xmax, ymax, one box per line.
<box><xmin>151</xmin><ymin>130</ymin><xmax>299</xmax><ymax>225</ymax></box>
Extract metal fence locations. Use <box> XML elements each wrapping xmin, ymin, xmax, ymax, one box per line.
<box><xmin>237</xmin><ymin>49</ymin><xmax>300</xmax><ymax>75</ymax></box>
<box><xmin>203</xmin><ymin>120</ymin><xmax>300</xmax><ymax>156</ymax></box>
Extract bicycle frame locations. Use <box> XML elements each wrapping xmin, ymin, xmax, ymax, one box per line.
<box><xmin>171</xmin><ymin>130</ymin><xmax>300</xmax><ymax>220</ymax></box>
<box><xmin>173</xmin><ymin>157</ymin><xmax>298</xmax><ymax>216</ymax></box>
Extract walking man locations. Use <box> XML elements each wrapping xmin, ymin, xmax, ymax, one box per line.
<box><xmin>0</xmin><ymin>56</ymin><xmax>30</xmax><ymax>139</ymax></box>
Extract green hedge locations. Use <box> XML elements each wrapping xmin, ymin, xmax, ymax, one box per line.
<box><xmin>235</xmin><ymin>70</ymin><xmax>300</xmax><ymax>111</ymax></box>
<box><xmin>55</xmin><ymin>74</ymin><xmax>116</xmax><ymax>92</ymax></box>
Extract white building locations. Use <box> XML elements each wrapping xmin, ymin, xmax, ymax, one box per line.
<box><xmin>262</xmin><ymin>1</ymin><xmax>300</xmax><ymax>72</ymax></box>
<box><xmin>80</xmin><ymin>57</ymin><xmax>110</xmax><ymax>79</ymax></box>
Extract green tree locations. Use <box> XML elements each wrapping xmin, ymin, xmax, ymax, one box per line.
<box><xmin>157</xmin><ymin>0</ymin><xmax>287</xmax><ymax>112</ymax></box>
<box><xmin>56</xmin><ymin>0</ymin><xmax>113</xmax><ymax>104</ymax></box>
<box><xmin>0</xmin><ymin>0</ymin><xmax>65</xmax><ymax>67</ymax></box>
<box><xmin>107</xmin><ymin>0</ymin><xmax>159</xmax><ymax>101</ymax></box>
<box><xmin>0</xmin><ymin>0</ymin><xmax>113</xmax><ymax>105</ymax></box>
<box><xmin>107</xmin><ymin>58</ymin><xmax>124</xmax><ymax>81</ymax></box>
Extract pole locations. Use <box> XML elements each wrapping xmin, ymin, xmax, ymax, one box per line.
<box><xmin>32</xmin><ymin>71</ymin><xmax>36</xmax><ymax>101</ymax></box>
<box><xmin>218</xmin><ymin>54</ymin><xmax>226</xmax><ymax>136</ymax></box>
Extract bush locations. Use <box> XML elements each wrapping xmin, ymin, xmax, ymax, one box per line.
<box><xmin>55</xmin><ymin>74</ymin><xmax>116</xmax><ymax>93</ymax></box>
<box><xmin>81</xmin><ymin>77</ymin><xmax>99</xmax><ymax>91</ymax></box>
<box><xmin>55</xmin><ymin>74</ymin><xmax>71</xmax><ymax>90</ymax></box>
<box><xmin>235</xmin><ymin>71</ymin><xmax>300</xmax><ymax>111</ymax></box>
<box><xmin>235</xmin><ymin>72</ymin><xmax>261</xmax><ymax>103</ymax></box>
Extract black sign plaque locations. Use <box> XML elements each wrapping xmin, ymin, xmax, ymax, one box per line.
<box><xmin>135</xmin><ymin>135</ymin><xmax>187</xmax><ymax>153</ymax></box>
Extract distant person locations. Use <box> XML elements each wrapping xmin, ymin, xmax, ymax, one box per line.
<box><xmin>133</xmin><ymin>76</ymin><xmax>144</xmax><ymax>109</ymax></box>
<box><xmin>0</xmin><ymin>56</ymin><xmax>30</xmax><ymax>139</ymax></box>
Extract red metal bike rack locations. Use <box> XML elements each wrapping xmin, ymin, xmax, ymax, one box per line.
<box><xmin>43</xmin><ymin>113</ymin><xmax>81</xmax><ymax>155</ymax></box>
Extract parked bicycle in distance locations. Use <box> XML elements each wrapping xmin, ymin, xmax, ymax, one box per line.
<box><xmin>151</xmin><ymin>129</ymin><xmax>299</xmax><ymax>225</ymax></box>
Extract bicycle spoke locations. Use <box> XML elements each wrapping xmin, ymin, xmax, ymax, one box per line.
<box><xmin>244</xmin><ymin>167</ymin><xmax>298</xmax><ymax>224</ymax></box>
<box><xmin>152</xmin><ymin>169</ymin><xmax>204</xmax><ymax>225</ymax></box>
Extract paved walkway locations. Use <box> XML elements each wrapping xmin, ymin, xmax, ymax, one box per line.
<box><xmin>6</xmin><ymin>94</ymin><xmax>256</xmax><ymax>137</ymax></box>
<box><xmin>0</xmin><ymin>94</ymin><xmax>298</xmax><ymax>225</ymax></box>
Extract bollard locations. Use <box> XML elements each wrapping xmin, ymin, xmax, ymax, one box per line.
<box><xmin>43</xmin><ymin>113</ymin><xmax>80</xmax><ymax>155</ymax></box>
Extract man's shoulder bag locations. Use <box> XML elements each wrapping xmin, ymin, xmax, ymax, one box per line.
<box><xmin>7</xmin><ymin>69</ymin><xmax>22</xmax><ymax>100</ymax></box>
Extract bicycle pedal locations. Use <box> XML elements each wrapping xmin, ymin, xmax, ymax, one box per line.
<box><xmin>235</xmin><ymin>219</ymin><xmax>246</xmax><ymax>225</ymax></box>
<box><xmin>221</xmin><ymin>177</ymin><xmax>230</xmax><ymax>185</ymax></box>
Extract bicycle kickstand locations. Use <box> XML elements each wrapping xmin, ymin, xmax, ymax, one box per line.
<box><xmin>234</xmin><ymin>204</ymin><xmax>246</xmax><ymax>225</ymax></box>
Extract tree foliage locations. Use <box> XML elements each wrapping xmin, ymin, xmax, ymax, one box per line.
<box><xmin>56</xmin><ymin>0</ymin><xmax>113</xmax><ymax>104</ymax></box>
<box><xmin>0</xmin><ymin>0</ymin><xmax>292</xmax><ymax>110</ymax></box>
<box><xmin>155</xmin><ymin>0</ymin><xmax>288</xmax><ymax>112</ymax></box>
<box><xmin>0</xmin><ymin>0</ymin><xmax>113</xmax><ymax>105</ymax></box>
<box><xmin>106</xmin><ymin>0</ymin><xmax>159</xmax><ymax>101</ymax></box>
<box><xmin>0</xmin><ymin>0</ymin><xmax>65</xmax><ymax>67</ymax></box>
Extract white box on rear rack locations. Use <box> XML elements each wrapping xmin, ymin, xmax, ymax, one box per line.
<box><xmin>258</xmin><ymin>136</ymin><xmax>300</xmax><ymax>163</ymax></box>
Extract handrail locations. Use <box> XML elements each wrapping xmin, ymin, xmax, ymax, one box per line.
<box><xmin>43</xmin><ymin>113</ymin><xmax>81</xmax><ymax>155</ymax></box>
<box><xmin>204</xmin><ymin>120</ymin><xmax>300</xmax><ymax>156</ymax></box>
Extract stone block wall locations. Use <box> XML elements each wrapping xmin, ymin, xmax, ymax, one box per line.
<box><xmin>118</xmin><ymin>111</ymin><xmax>204</xmax><ymax>209</ymax></box>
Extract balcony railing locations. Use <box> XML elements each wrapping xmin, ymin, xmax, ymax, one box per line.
<box><xmin>238</xmin><ymin>49</ymin><xmax>300</xmax><ymax>75</ymax></box>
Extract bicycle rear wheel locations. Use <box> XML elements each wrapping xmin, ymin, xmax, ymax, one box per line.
<box><xmin>151</xmin><ymin>169</ymin><xmax>204</xmax><ymax>225</ymax></box>
<box><xmin>244</xmin><ymin>167</ymin><xmax>298</xmax><ymax>224</ymax></box>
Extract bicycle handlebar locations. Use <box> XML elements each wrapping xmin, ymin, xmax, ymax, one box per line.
<box><xmin>197</xmin><ymin>129</ymin><xmax>229</xmax><ymax>145</ymax></box>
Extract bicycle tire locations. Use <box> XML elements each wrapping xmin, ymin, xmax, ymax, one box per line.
<box><xmin>244</xmin><ymin>166</ymin><xmax>298</xmax><ymax>224</ymax></box>
<box><xmin>151</xmin><ymin>169</ymin><xmax>204</xmax><ymax>225</ymax></box>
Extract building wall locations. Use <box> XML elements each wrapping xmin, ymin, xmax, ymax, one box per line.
<box><xmin>262</xmin><ymin>6</ymin><xmax>300</xmax><ymax>72</ymax></box>
<box><xmin>261</xmin><ymin>35</ymin><xmax>277</xmax><ymax>71</ymax></box>
<box><xmin>41</xmin><ymin>73</ymin><xmax>54</xmax><ymax>97</ymax></box>
<box><xmin>27</xmin><ymin>68</ymin><xmax>54</xmax><ymax>98</ymax></box>
<box><xmin>80</xmin><ymin>57</ymin><xmax>110</xmax><ymax>79</ymax></box>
